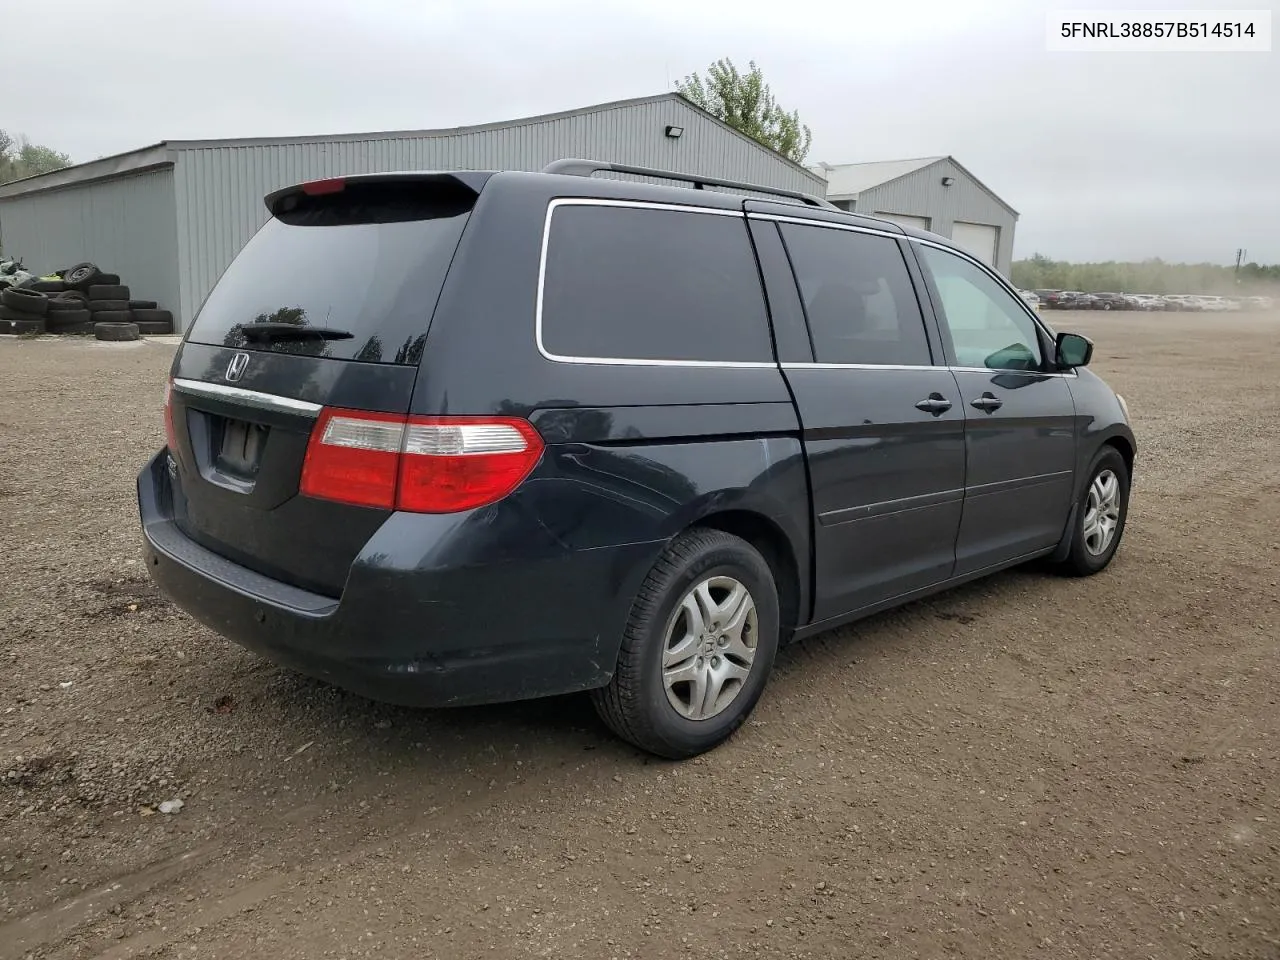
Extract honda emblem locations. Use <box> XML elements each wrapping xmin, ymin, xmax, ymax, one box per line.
<box><xmin>225</xmin><ymin>353</ymin><xmax>249</xmax><ymax>383</ymax></box>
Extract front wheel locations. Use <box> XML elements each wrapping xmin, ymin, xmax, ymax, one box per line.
<box><xmin>591</xmin><ymin>529</ymin><xmax>780</xmax><ymax>759</ymax></box>
<box><xmin>1054</xmin><ymin>446</ymin><xmax>1130</xmax><ymax>576</ymax></box>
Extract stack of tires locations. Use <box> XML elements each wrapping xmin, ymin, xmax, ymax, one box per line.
<box><xmin>2</xmin><ymin>262</ymin><xmax>176</xmax><ymax>341</ymax></box>
<box><xmin>0</xmin><ymin>286</ymin><xmax>52</xmax><ymax>334</ymax></box>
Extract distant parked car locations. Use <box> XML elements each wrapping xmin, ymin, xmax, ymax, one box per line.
<box><xmin>1126</xmin><ymin>294</ymin><xmax>1166</xmax><ymax>311</ymax></box>
<box><xmin>1164</xmin><ymin>295</ymin><xmax>1199</xmax><ymax>312</ymax></box>
<box><xmin>1246</xmin><ymin>296</ymin><xmax>1274</xmax><ymax>310</ymax></box>
<box><xmin>1018</xmin><ymin>290</ymin><xmax>1041</xmax><ymax>310</ymax></box>
<box><xmin>1195</xmin><ymin>296</ymin><xmax>1229</xmax><ymax>312</ymax></box>
<box><xmin>1090</xmin><ymin>292</ymin><xmax>1131</xmax><ymax>311</ymax></box>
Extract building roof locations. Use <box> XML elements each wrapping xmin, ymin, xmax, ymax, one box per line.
<box><xmin>0</xmin><ymin>92</ymin><xmax>824</xmax><ymax>200</ymax></box>
<box><xmin>808</xmin><ymin>154</ymin><xmax>1018</xmax><ymax>217</ymax></box>
<box><xmin>808</xmin><ymin>156</ymin><xmax>944</xmax><ymax>199</ymax></box>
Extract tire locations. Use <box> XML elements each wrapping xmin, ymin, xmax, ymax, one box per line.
<box><xmin>32</xmin><ymin>279</ymin><xmax>66</xmax><ymax>293</ymax></box>
<box><xmin>94</xmin><ymin>321</ymin><xmax>140</xmax><ymax>342</ymax></box>
<box><xmin>55</xmin><ymin>290</ymin><xmax>90</xmax><ymax>306</ymax></box>
<box><xmin>88</xmin><ymin>299</ymin><xmax>130</xmax><ymax>313</ymax></box>
<box><xmin>88</xmin><ymin>283</ymin><xmax>129</xmax><ymax>301</ymax></box>
<box><xmin>46</xmin><ymin>296</ymin><xmax>85</xmax><ymax>313</ymax></box>
<box><xmin>134</xmin><ymin>320</ymin><xmax>174</xmax><ymax>335</ymax></box>
<box><xmin>62</xmin><ymin>262</ymin><xmax>102</xmax><ymax>289</ymax></box>
<box><xmin>1054</xmin><ymin>446</ymin><xmax>1130</xmax><ymax>577</ymax></box>
<box><xmin>93</xmin><ymin>310</ymin><xmax>134</xmax><ymax>324</ymax></box>
<box><xmin>97</xmin><ymin>273</ymin><xmax>120</xmax><ymax>286</ymax></box>
<box><xmin>128</xmin><ymin>299</ymin><xmax>157</xmax><ymax>310</ymax></box>
<box><xmin>46</xmin><ymin>316</ymin><xmax>92</xmax><ymax>335</ymax></box>
<box><xmin>15</xmin><ymin>317</ymin><xmax>46</xmax><ymax>336</ymax></box>
<box><xmin>591</xmin><ymin>529</ymin><xmax>780</xmax><ymax>759</ymax></box>
<box><xmin>0</xmin><ymin>305</ymin><xmax>29</xmax><ymax>322</ymax></box>
<box><xmin>132</xmin><ymin>308</ymin><xmax>173</xmax><ymax>325</ymax></box>
<box><xmin>1</xmin><ymin>286</ymin><xmax>49</xmax><ymax>315</ymax></box>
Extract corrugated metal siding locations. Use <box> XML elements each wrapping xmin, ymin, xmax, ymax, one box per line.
<box><xmin>851</xmin><ymin>159</ymin><xmax>1017</xmax><ymax>274</ymax></box>
<box><xmin>172</xmin><ymin>99</ymin><xmax>825</xmax><ymax>326</ymax></box>
<box><xmin>0</xmin><ymin>167</ymin><xmax>179</xmax><ymax>315</ymax></box>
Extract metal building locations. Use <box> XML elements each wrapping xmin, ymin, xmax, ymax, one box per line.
<box><xmin>809</xmin><ymin>157</ymin><xmax>1018</xmax><ymax>274</ymax></box>
<box><xmin>0</xmin><ymin>93</ymin><xmax>825</xmax><ymax>331</ymax></box>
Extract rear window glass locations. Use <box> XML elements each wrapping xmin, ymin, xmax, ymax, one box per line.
<box><xmin>186</xmin><ymin>182</ymin><xmax>472</xmax><ymax>365</ymax></box>
<box><xmin>540</xmin><ymin>204</ymin><xmax>773</xmax><ymax>363</ymax></box>
<box><xmin>781</xmin><ymin>223</ymin><xmax>932</xmax><ymax>366</ymax></box>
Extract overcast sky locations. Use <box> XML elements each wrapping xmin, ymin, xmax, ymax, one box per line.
<box><xmin>7</xmin><ymin>0</ymin><xmax>1277</xmax><ymax>263</ymax></box>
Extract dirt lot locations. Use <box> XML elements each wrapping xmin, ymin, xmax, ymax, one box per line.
<box><xmin>1</xmin><ymin>311</ymin><xmax>1277</xmax><ymax>960</ymax></box>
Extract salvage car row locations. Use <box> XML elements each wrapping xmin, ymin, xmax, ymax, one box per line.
<box><xmin>1027</xmin><ymin>290</ymin><xmax>1273</xmax><ymax>312</ymax></box>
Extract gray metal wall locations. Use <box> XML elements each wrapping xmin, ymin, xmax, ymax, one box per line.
<box><xmin>850</xmin><ymin>159</ymin><xmax>1017</xmax><ymax>274</ymax></box>
<box><xmin>171</xmin><ymin>98</ymin><xmax>826</xmax><ymax>327</ymax></box>
<box><xmin>0</xmin><ymin>167</ymin><xmax>180</xmax><ymax>316</ymax></box>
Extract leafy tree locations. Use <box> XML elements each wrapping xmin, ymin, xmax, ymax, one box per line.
<box><xmin>677</xmin><ymin>59</ymin><xmax>812</xmax><ymax>163</ymax></box>
<box><xmin>0</xmin><ymin>129</ymin><xmax>71</xmax><ymax>184</ymax></box>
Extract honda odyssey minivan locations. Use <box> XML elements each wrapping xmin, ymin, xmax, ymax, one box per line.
<box><xmin>139</xmin><ymin>160</ymin><xmax>1135</xmax><ymax>758</ymax></box>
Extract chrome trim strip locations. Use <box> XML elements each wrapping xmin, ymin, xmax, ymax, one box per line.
<box><xmin>535</xmin><ymin>198</ymin><xmax>775</xmax><ymax>369</ymax></box>
<box><xmin>782</xmin><ymin>362</ymin><xmax>1077</xmax><ymax>377</ymax></box>
<box><xmin>747</xmin><ymin>212</ymin><xmax>904</xmax><ymax>241</ymax></box>
<box><xmin>172</xmin><ymin>378</ymin><xmax>323</xmax><ymax>417</ymax></box>
<box><xmin>783</xmin><ymin>362</ymin><xmax>936</xmax><ymax>371</ymax></box>
<box><xmin>949</xmin><ymin>365</ymin><xmax>1078</xmax><ymax>379</ymax></box>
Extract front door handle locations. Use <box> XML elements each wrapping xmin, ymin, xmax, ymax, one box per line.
<box><xmin>971</xmin><ymin>392</ymin><xmax>1003</xmax><ymax>413</ymax></box>
<box><xmin>915</xmin><ymin>393</ymin><xmax>953</xmax><ymax>415</ymax></box>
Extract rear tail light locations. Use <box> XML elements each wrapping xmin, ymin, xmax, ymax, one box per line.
<box><xmin>163</xmin><ymin>378</ymin><xmax>178</xmax><ymax>453</ymax></box>
<box><xmin>300</xmin><ymin>409</ymin><xmax>543</xmax><ymax>513</ymax></box>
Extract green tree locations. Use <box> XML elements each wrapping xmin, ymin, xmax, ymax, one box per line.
<box><xmin>677</xmin><ymin>59</ymin><xmax>813</xmax><ymax>163</ymax></box>
<box><xmin>0</xmin><ymin>129</ymin><xmax>71</xmax><ymax>184</ymax></box>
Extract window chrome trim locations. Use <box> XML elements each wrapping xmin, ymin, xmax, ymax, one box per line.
<box><xmin>172</xmin><ymin>378</ymin><xmax>323</xmax><ymax>417</ymax></box>
<box><xmin>782</xmin><ymin>362</ymin><xmax>1077</xmax><ymax>378</ymax></box>
<box><xmin>747</xmin><ymin>212</ymin><xmax>904</xmax><ymax>241</ymax></box>
<box><xmin>535</xmin><ymin>198</ymin><xmax>776</xmax><ymax>369</ymax></box>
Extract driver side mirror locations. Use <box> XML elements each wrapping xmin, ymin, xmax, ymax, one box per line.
<box><xmin>1055</xmin><ymin>332</ymin><xmax>1093</xmax><ymax>369</ymax></box>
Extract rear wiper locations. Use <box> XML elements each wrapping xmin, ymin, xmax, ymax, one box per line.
<box><xmin>239</xmin><ymin>323</ymin><xmax>354</xmax><ymax>342</ymax></box>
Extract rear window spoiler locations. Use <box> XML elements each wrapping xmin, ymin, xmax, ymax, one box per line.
<box><xmin>264</xmin><ymin>171</ymin><xmax>494</xmax><ymax>219</ymax></box>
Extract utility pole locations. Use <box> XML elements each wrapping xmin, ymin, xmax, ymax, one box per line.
<box><xmin>1234</xmin><ymin>248</ymin><xmax>1245</xmax><ymax>282</ymax></box>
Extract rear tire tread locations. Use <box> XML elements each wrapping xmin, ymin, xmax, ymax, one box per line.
<box><xmin>591</xmin><ymin>528</ymin><xmax>776</xmax><ymax>758</ymax></box>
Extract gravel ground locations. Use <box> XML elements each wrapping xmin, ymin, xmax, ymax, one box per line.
<box><xmin>1</xmin><ymin>312</ymin><xmax>1277</xmax><ymax>960</ymax></box>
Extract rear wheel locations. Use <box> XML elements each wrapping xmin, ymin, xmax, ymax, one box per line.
<box><xmin>1054</xmin><ymin>446</ymin><xmax>1130</xmax><ymax>576</ymax></box>
<box><xmin>591</xmin><ymin>529</ymin><xmax>779</xmax><ymax>759</ymax></box>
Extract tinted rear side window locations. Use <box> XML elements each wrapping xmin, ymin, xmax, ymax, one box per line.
<box><xmin>781</xmin><ymin>224</ymin><xmax>932</xmax><ymax>366</ymax></box>
<box><xmin>541</xmin><ymin>204</ymin><xmax>773</xmax><ymax>363</ymax></box>
<box><xmin>186</xmin><ymin>180</ymin><xmax>473</xmax><ymax>365</ymax></box>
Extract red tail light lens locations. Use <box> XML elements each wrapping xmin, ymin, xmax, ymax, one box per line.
<box><xmin>398</xmin><ymin>417</ymin><xmax>544</xmax><ymax>513</ymax></box>
<box><xmin>299</xmin><ymin>409</ymin><xmax>543</xmax><ymax>513</ymax></box>
<box><xmin>300</xmin><ymin>408</ymin><xmax>405</xmax><ymax>509</ymax></box>
<box><xmin>163</xmin><ymin>378</ymin><xmax>178</xmax><ymax>453</ymax></box>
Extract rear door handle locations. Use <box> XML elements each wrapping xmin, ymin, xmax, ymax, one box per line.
<box><xmin>915</xmin><ymin>393</ymin><xmax>953</xmax><ymax>415</ymax></box>
<box><xmin>971</xmin><ymin>392</ymin><xmax>1003</xmax><ymax>412</ymax></box>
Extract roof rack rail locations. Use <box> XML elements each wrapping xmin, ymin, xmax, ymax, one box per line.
<box><xmin>542</xmin><ymin>158</ymin><xmax>839</xmax><ymax>211</ymax></box>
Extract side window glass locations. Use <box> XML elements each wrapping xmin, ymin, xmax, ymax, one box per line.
<box><xmin>541</xmin><ymin>205</ymin><xmax>774</xmax><ymax>363</ymax></box>
<box><xmin>918</xmin><ymin>245</ymin><xmax>1044</xmax><ymax>371</ymax></box>
<box><xmin>780</xmin><ymin>224</ymin><xmax>932</xmax><ymax>366</ymax></box>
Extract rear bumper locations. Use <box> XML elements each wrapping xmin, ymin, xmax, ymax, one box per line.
<box><xmin>138</xmin><ymin>450</ymin><xmax>659</xmax><ymax>707</ymax></box>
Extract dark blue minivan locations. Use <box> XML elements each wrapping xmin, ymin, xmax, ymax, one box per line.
<box><xmin>138</xmin><ymin>161</ymin><xmax>1135</xmax><ymax>758</ymax></box>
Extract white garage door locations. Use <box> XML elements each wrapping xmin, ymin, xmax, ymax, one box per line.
<box><xmin>873</xmin><ymin>212</ymin><xmax>931</xmax><ymax>232</ymax></box>
<box><xmin>951</xmin><ymin>221</ymin><xmax>999</xmax><ymax>266</ymax></box>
